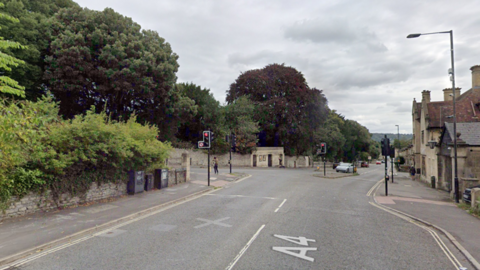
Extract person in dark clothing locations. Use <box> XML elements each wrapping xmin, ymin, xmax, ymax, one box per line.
<box><xmin>410</xmin><ymin>166</ymin><xmax>416</xmax><ymax>181</ymax></box>
<box><xmin>213</xmin><ymin>157</ymin><xmax>219</xmax><ymax>174</ymax></box>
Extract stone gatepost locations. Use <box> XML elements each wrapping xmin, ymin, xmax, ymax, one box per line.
<box><xmin>182</xmin><ymin>152</ymin><xmax>190</xmax><ymax>181</ymax></box>
<box><xmin>471</xmin><ymin>188</ymin><xmax>480</xmax><ymax>208</ymax></box>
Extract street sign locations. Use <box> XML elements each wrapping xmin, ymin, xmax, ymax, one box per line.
<box><xmin>198</xmin><ymin>141</ymin><xmax>204</xmax><ymax>148</ymax></box>
<box><xmin>368</xmin><ymin>156</ymin><xmax>371</xmax><ymax>160</ymax></box>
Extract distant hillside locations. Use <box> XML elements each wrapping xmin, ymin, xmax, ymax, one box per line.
<box><xmin>370</xmin><ymin>133</ymin><xmax>413</xmax><ymax>142</ymax></box>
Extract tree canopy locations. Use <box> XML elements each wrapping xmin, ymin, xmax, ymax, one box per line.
<box><xmin>226</xmin><ymin>63</ymin><xmax>329</xmax><ymax>156</ymax></box>
<box><xmin>0</xmin><ymin>0</ymin><xmax>79</xmax><ymax>100</ymax></box>
<box><xmin>43</xmin><ymin>6</ymin><xmax>179</xmax><ymax>132</ymax></box>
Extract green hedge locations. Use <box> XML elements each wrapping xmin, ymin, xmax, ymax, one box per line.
<box><xmin>0</xmin><ymin>96</ymin><xmax>171</xmax><ymax>211</ymax></box>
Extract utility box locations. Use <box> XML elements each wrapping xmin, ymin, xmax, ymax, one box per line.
<box><xmin>128</xmin><ymin>170</ymin><xmax>145</xmax><ymax>195</ymax></box>
<box><xmin>145</xmin><ymin>173</ymin><xmax>154</xmax><ymax>191</ymax></box>
<box><xmin>154</xmin><ymin>169</ymin><xmax>169</xmax><ymax>189</ymax></box>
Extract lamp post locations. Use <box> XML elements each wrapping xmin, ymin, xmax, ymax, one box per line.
<box><xmin>395</xmin><ymin>125</ymin><xmax>399</xmax><ymax>150</ymax></box>
<box><xmin>407</xmin><ymin>30</ymin><xmax>459</xmax><ymax>203</ymax></box>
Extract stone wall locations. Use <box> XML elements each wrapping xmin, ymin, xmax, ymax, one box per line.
<box><xmin>169</xmin><ymin>148</ymin><xmax>252</xmax><ymax>167</ymax></box>
<box><xmin>1</xmin><ymin>167</ymin><xmax>190</xmax><ymax>221</ymax></box>
<box><xmin>1</xmin><ymin>181</ymin><xmax>126</xmax><ymax>220</ymax></box>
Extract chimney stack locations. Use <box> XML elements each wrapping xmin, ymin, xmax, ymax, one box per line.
<box><xmin>421</xmin><ymin>90</ymin><xmax>431</xmax><ymax>103</ymax></box>
<box><xmin>471</xmin><ymin>65</ymin><xmax>480</xmax><ymax>90</ymax></box>
<box><xmin>443</xmin><ymin>88</ymin><xmax>461</xmax><ymax>101</ymax></box>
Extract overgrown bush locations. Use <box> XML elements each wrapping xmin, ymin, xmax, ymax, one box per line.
<box><xmin>0</xmin><ymin>96</ymin><xmax>171</xmax><ymax>211</ymax></box>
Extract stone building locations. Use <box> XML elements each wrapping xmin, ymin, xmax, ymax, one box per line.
<box><xmin>411</xmin><ymin>65</ymin><xmax>480</xmax><ymax>196</ymax></box>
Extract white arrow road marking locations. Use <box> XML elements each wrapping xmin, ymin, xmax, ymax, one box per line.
<box><xmin>194</xmin><ymin>217</ymin><xmax>232</xmax><ymax>228</ymax></box>
<box><xmin>272</xmin><ymin>247</ymin><xmax>317</xmax><ymax>262</ymax></box>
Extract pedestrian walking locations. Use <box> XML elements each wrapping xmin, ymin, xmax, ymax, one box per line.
<box><xmin>213</xmin><ymin>157</ymin><xmax>219</xmax><ymax>174</ymax></box>
<box><xmin>409</xmin><ymin>166</ymin><xmax>416</xmax><ymax>181</ymax></box>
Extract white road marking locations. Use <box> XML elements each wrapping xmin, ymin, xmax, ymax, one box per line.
<box><xmin>273</xmin><ymin>235</ymin><xmax>315</xmax><ymax>246</ymax></box>
<box><xmin>274</xmin><ymin>199</ymin><xmax>287</xmax><ymax>213</ymax></box>
<box><xmin>0</xmin><ymin>189</ymin><xmax>217</xmax><ymax>270</ymax></box>
<box><xmin>235</xmin><ymin>175</ymin><xmax>252</xmax><ymax>183</ymax></box>
<box><xmin>194</xmin><ymin>217</ymin><xmax>232</xmax><ymax>228</ymax></box>
<box><xmin>225</xmin><ymin>224</ymin><xmax>265</xmax><ymax>270</ymax></box>
<box><xmin>272</xmin><ymin>247</ymin><xmax>317</xmax><ymax>262</ymax></box>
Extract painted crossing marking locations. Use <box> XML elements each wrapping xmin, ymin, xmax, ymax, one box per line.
<box><xmin>272</xmin><ymin>235</ymin><xmax>317</xmax><ymax>262</ymax></box>
<box><xmin>274</xmin><ymin>199</ymin><xmax>287</xmax><ymax>213</ymax></box>
<box><xmin>194</xmin><ymin>217</ymin><xmax>232</xmax><ymax>229</ymax></box>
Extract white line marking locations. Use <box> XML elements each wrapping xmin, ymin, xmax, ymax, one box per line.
<box><xmin>194</xmin><ymin>217</ymin><xmax>232</xmax><ymax>228</ymax></box>
<box><xmin>0</xmin><ymin>189</ymin><xmax>215</xmax><ymax>270</ymax></box>
<box><xmin>225</xmin><ymin>224</ymin><xmax>265</xmax><ymax>270</ymax></box>
<box><xmin>235</xmin><ymin>175</ymin><xmax>252</xmax><ymax>183</ymax></box>
<box><xmin>274</xmin><ymin>199</ymin><xmax>287</xmax><ymax>213</ymax></box>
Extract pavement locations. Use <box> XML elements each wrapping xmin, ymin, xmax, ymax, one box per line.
<box><xmin>0</xmin><ymin>167</ymin><xmax>249</xmax><ymax>267</ymax></box>
<box><xmin>374</xmin><ymin>170</ymin><xmax>480</xmax><ymax>269</ymax></box>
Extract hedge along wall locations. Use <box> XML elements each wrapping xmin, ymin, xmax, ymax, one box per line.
<box><xmin>0</xmin><ymin>167</ymin><xmax>190</xmax><ymax>221</ymax></box>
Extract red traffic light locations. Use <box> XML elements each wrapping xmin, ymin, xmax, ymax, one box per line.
<box><xmin>321</xmin><ymin>143</ymin><xmax>325</xmax><ymax>147</ymax></box>
<box><xmin>204</xmin><ymin>132</ymin><xmax>209</xmax><ymax>137</ymax></box>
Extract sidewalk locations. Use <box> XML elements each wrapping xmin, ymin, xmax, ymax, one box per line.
<box><xmin>190</xmin><ymin>167</ymin><xmax>250</xmax><ymax>187</ymax></box>
<box><xmin>0</xmin><ymin>177</ymin><xmax>213</xmax><ymax>266</ymax></box>
<box><xmin>374</xmin><ymin>171</ymin><xmax>480</xmax><ymax>268</ymax></box>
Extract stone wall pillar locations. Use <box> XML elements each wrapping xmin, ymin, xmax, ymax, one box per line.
<box><xmin>181</xmin><ymin>152</ymin><xmax>190</xmax><ymax>181</ymax></box>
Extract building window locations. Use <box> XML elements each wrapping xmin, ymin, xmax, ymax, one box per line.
<box><xmin>421</xmin><ymin>131</ymin><xmax>424</xmax><ymax>144</ymax></box>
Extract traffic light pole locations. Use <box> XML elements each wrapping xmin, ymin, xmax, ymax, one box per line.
<box><xmin>323</xmin><ymin>155</ymin><xmax>326</xmax><ymax>176</ymax></box>
<box><xmin>208</xmin><ymin>148</ymin><xmax>210</xmax><ymax>186</ymax></box>
<box><xmin>391</xmin><ymin>157</ymin><xmax>394</xmax><ymax>183</ymax></box>
<box><xmin>384</xmin><ymin>135</ymin><xmax>388</xmax><ymax>196</ymax></box>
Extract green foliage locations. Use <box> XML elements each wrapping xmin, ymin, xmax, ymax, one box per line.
<box><xmin>226</xmin><ymin>63</ymin><xmax>329</xmax><ymax>156</ymax></box>
<box><xmin>0</xmin><ymin>95</ymin><xmax>171</xmax><ymax>210</ymax></box>
<box><xmin>223</xmin><ymin>95</ymin><xmax>259</xmax><ymax>154</ymax></box>
<box><xmin>0</xmin><ymin>0</ymin><xmax>79</xmax><ymax>100</ymax></box>
<box><xmin>0</xmin><ymin>2</ymin><xmax>27</xmax><ymax>98</ymax></box>
<box><xmin>44</xmin><ymin>6</ymin><xmax>179</xmax><ymax>131</ymax></box>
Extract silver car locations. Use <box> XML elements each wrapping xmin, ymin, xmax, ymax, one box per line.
<box><xmin>336</xmin><ymin>162</ymin><xmax>354</xmax><ymax>173</ymax></box>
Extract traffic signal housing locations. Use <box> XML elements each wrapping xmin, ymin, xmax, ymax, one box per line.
<box><xmin>319</xmin><ymin>142</ymin><xmax>327</xmax><ymax>154</ymax></box>
<box><xmin>381</xmin><ymin>138</ymin><xmax>390</xmax><ymax>156</ymax></box>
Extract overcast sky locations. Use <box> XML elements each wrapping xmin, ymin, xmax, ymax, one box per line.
<box><xmin>74</xmin><ymin>0</ymin><xmax>480</xmax><ymax>134</ymax></box>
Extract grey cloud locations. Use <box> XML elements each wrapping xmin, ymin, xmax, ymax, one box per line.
<box><xmin>284</xmin><ymin>17</ymin><xmax>387</xmax><ymax>52</ymax></box>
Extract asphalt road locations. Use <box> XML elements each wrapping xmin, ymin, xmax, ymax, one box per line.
<box><xmin>15</xmin><ymin>166</ymin><xmax>459</xmax><ymax>269</ymax></box>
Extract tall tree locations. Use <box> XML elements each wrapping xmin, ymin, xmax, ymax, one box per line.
<box><xmin>43</xmin><ymin>7</ymin><xmax>179</xmax><ymax>131</ymax></box>
<box><xmin>0</xmin><ymin>0</ymin><xmax>79</xmax><ymax>100</ymax></box>
<box><xmin>226</xmin><ymin>63</ymin><xmax>329</xmax><ymax>156</ymax></box>
<box><xmin>175</xmin><ymin>82</ymin><xmax>221</xmax><ymax>146</ymax></box>
<box><xmin>223</xmin><ymin>95</ymin><xmax>259</xmax><ymax>154</ymax></box>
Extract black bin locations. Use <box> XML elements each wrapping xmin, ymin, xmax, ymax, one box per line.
<box><xmin>145</xmin><ymin>173</ymin><xmax>154</xmax><ymax>191</ymax></box>
<box><xmin>128</xmin><ymin>170</ymin><xmax>145</xmax><ymax>195</ymax></box>
<box><xmin>154</xmin><ymin>169</ymin><xmax>169</xmax><ymax>189</ymax></box>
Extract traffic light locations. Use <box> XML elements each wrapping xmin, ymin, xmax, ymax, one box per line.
<box><xmin>319</xmin><ymin>142</ymin><xmax>327</xmax><ymax>154</ymax></box>
<box><xmin>231</xmin><ymin>133</ymin><xmax>236</xmax><ymax>152</ymax></box>
<box><xmin>203</xmin><ymin>130</ymin><xmax>210</xmax><ymax>148</ymax></box>
<box><xmin>210</xmin><ymin>132</ymin><xmax>215</xmax><ymax>142</ymax></box>
<box><xmin>381</xmin><ymin>138</ymin><xmax>390</xmax><ymax>156</ymax></box>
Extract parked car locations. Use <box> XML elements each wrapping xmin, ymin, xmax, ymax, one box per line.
<box><xmin>376</xmin><ymin>161</ymin><xmax>381</xmax><ymax>165</ymax></box>
<box><xmin>336</xmin><ymin>162</ymin><xmax>354</xmax><ymax>173</ymax></box>
<box><xmin>361</xmin><ymin>161</ymin><xmax>369</xmax><ymax>168</ymax></box>
<box><xmin>463</xmin><ymin>185</ymin><xmax>480</xmax><ymax>204</ymax></box>
<box><xmin>332</xmin><ymin>162</ymin><xmax>340</xmax><ymax>169</ymax></box>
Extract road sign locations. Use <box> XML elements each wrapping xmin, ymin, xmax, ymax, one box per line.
<box><xmin>198</xmin><ymin>141</ymin><xmax>204</xmax><ymax>148</ymax></box>
<box><xmin>368</xmin><ymin>156</ymin><xmax>371</xmax><ymax>160</ymax></box>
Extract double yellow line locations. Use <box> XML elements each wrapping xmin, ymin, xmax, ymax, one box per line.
<box><xmin>367</xmin><ymin>179</ymin><xmax>465</xmax><ymax>270</ymax></box>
